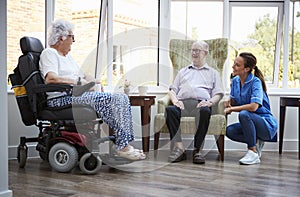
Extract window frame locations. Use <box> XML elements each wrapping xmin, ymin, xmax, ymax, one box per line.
<box><xmin>20</xmin><ymin>0</ymin><xmax>297</xmax><ymax>91</ymax></box>
<box><xmin>229</xmin><ymin>1</ymin><xmax>284</xmax><ymax>89</ymax></box>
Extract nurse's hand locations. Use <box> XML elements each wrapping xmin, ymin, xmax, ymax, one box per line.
<box><xmin>224</xmin><ymin>106</ymin><xmax>232</xmax><ymax>115</ymax></box>
<box><xmin>223</xmin><ymin>99</ymin><xmax>231</xmax><ymax>108</ymax></box>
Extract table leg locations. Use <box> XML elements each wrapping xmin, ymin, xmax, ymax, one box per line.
<box><xmin>279</xmin><ymin>105</ymin><xmax>286</xmax><ymax>154</ymax></box>
<box><xmin>140</xmin><ymin>105</ymin><xmax>151</xmax><ymax>153</ymax></box>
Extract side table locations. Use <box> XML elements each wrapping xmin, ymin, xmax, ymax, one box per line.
<box><xmin>129</xmin><ymin>95</ymin><xmax>156</xmax><ymax>153</ymax></box>
<box><xmin>279</xmin><ymin>97</ymin><xmax>300</xmax><ymax>159</ymax></box>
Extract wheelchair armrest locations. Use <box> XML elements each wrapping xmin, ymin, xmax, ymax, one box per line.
<box><xmin>72</xmin><ymin>81</ymin><xmax>95</xmax><ymax>96</ymax></box>
<box><xmin>32</xmin><ymin>82</ymin><xmax>96</xmax><ymax>96</ymax></box>
<box><xmin>33</xmin><ymin>84</ymin><xmax>73</xmax><ymax>94</ymax></box>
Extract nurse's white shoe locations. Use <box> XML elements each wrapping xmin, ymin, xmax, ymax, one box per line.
<box><xmin>239</xmin><ymin>150</ymin><xmax>260</xmax><ymax>165</ymax></box>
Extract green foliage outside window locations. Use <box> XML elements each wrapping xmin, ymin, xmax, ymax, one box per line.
<box><xmin>230</xmin><ymin>14</ymin><xmax>300</xmax><ymax>87</ymax></box>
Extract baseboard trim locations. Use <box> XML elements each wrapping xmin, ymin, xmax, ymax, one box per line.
<box><xmin>0</xmin><ymin>190</ymin><xmax>13</xmax><ymax>197</ymax></box>
<box><xmin>8</xmin><ymin>137</ymin><xmax>298</xmax><ymax>159</ymax></box>
<box><xmin>8</xmin><ymin>144</ymin><xmax>39</xmax><ymax>160</ymax></box>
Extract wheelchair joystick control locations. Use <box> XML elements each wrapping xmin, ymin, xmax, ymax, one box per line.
<box><xmin>77</xmin><ymin>77</ymin><xmax>82</xmax><ymax>85</ymax></box>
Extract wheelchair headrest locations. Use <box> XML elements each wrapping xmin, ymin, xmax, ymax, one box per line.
<box><xmin>20</xmin><ymin>36</ymin><xmax>44</xmax><ymax>55</ymax></box>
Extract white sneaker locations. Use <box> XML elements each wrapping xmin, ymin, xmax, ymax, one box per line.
<box><xmin>256</xmin><ymin>139</ymin><xmax>265</xmax><ymax>158</ymax></box>
<box><xmin>239</xmin><ymin>150</ymin><xmax>260</xmax><ymax>165</ymax></box>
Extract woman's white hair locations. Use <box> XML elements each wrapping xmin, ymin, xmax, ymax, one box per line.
<box><xmin>47</xmin><ymin>19</ymin><xmax>75</xmax><ymax>46</ymax></box>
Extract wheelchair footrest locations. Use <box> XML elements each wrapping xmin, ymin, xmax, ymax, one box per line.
<box><xmin>94</xmin><ymin>136</ymin><xmax>115</xmax><ymax>144</ymax></box>
<box><xmin>20</xmin><ymin>136</ymin><xmax>38</xmax><ymax>145</ymax></box>
<box><xmin>100</xmin><ymin>153</ymin><xmax>133</xmax><ymax>166</ymax></box>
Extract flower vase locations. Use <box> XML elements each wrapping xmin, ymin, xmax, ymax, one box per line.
<box><xmin>124</xmin><ymin>87</ymin><xmax>130</xmax><ymax>95</ymax></box>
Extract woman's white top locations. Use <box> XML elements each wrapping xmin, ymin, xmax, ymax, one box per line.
<box><xmin>39</xmin><ymin>48</ymin><xmax>84</xmax><ymax>99</ymax></box>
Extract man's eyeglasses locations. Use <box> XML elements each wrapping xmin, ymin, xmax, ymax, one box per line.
<box><xmin>191</xmin><ymin>49</ymin><xmax>204</xmax><ymax>53</ymax></box>
<box><xmin>68</xmin><ymin>34</ymin><xmax>75</xmax><ymax>42</ymax></box>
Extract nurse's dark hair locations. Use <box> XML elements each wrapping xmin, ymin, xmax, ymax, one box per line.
<box><xmin>239</xmin><ymin>52</ymin><xmax>267</xmax><ymax>92</ymax></box>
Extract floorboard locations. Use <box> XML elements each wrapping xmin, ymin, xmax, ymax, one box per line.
<box><xmin>9</xmin><ymin>150</ymin><xmax>300</xmax><ymax>197</ymax></box>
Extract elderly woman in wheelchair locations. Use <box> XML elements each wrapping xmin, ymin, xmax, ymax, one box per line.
<box><xmin>41</xmin><ymin>19</ymin><xmax>146</xmax><ymax>160</ymax></box>
<box><xmin>10</xmin><ymin>19</ymin><xmax>145</xmax><ymax>174</ymax></box>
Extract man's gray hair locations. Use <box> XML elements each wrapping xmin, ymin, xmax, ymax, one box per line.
<box><xmin>47</xmin><ymin>19</ymin><xmax>75</xmax><ymax>46</ymax></box>
<box><xmin>193</xmin><ymin>40</ymin><xmax>209</xmax><ymax>52</ymax></box>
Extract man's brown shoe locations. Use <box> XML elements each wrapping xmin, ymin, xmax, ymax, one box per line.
<box><xmin>168</xmin><ymin>147</ymin><xmax>187</xmax><ymax>163</ymax></box>
<box><xmin>193</xmin><ymin>150</ymin><xmax>205</xmax><ymax>164</ymax></box>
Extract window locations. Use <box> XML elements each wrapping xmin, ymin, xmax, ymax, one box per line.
<box><xmin>110</xmin><ymin>0</ymin><xmax>159</xmax><ymax>90</ymax></box>
<box><xmin>169</xmin><ymin>0</ymin><xmax>224</xmax><ymax>84</ymax></box>
<box><xmin>7</xmin><ymin>0</ymin><xmax>45</xmax><ymax>81</ymax></box>
<box><xmin>6</xmin><ymin>0</ymin><xmax>299</xmax><ymax>90</ymax></box>
<box><xmin>170</xmin><ymin>1</ymin><xmax>223</xmax><ymax>40</ymax></box>
<box><xmin>54</xmin><ymin>0</ymin><xmax>101</xmax><ymax>80</ymax></box>
<box><xmin>290</xmin><ymin>1</ymin><xmax>300</xmax><ymax>88</ymax></box>
<box><xmin>229</xmin><ymin>1</ymin><xmax>285</xmax><ymax>88</ymax></box>
<box><xmin>61</xmin><ymin>0</ymin><xmax>159</xmax><ymax>89</ymax></box>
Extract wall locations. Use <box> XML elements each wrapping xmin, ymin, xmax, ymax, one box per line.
<box><xmin>8</xmin><ymin>90</ymin><xmax>40</xmax><ymax>158</ymax></box>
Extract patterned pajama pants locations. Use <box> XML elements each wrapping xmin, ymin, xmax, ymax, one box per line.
<box><xmin>47</xmin><ymin>92</ymin><xmax>135</xmax><ymax>150</ymax></box>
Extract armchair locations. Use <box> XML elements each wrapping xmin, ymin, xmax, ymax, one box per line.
<box><xmin>153</xmin><ymin>38</ymin><xmax>228</xmax><ymax>161</ymax></box>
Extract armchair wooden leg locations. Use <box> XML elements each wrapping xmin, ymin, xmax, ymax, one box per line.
<box><xmin>215</xmin><ymin>135</ymin><xmax>224</xmax><ymax>161</ymax></box>
<box><xmin>154</xmin><ymin>131</ymin><xmax>160</xmax><ymax>158</ymax></box>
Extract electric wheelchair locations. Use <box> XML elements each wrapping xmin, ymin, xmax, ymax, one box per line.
<box><xmin>9</xmin><ymin>36</ymin><xmax>131</xmax><ymax>174</ymax></box>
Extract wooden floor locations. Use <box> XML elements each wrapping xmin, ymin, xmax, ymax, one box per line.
<box><xmin>9</xmin><ymin>150</ymin><xmax>300</xmax><ymax>197</ymax></box>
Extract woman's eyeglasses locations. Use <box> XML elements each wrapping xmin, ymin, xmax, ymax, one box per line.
<box><xmin>68</xmin><ymin>34</ymin><xmax>75</xmax><ymax>42</ymax></box>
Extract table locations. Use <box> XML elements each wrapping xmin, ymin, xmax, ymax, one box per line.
<box><xmin>129</xmin><ymin>95</ymin><xmax>156</xmax><ymax>153</ymax></box>
<box><xmin>279</xmin><ymin>97</ymin><xmax>300</xmax><ymax>159</ymax></box>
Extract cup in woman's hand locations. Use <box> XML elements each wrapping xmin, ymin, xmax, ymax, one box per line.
<box><xmin>95</xmin><ymin>84</ymin><xmax>102</xmax><ymax>92</ymax></box>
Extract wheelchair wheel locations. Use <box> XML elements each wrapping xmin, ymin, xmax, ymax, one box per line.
<box><xmin>79</xmin><ymin>153</ymin><xmax>102</xmax><ymax>175</ymax></box>
<box><xmin>17</xmin><ymin>145</ymin><xmax>28</xmax><ymax>168</ymax></box>
<box><xmin>48</xmin><ymin>142</ymin><xmax>78</xmax><ymax>173</ymax></box>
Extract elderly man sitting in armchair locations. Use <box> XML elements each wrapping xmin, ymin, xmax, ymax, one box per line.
<box><xmin>166</xmin><ymin>40</ymin><xmax>224</xmax><ymax>164</ymax></box>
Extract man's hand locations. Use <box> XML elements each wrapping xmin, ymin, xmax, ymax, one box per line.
<box><xmin>197</xmin><ymin>100</ymin><xmax>212</xmax><ymax>108</ymax></box>
<box><xmin>174</xmin><ymin>101</ymin><xmax>184</xmax><ymax>109</ymax></box>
